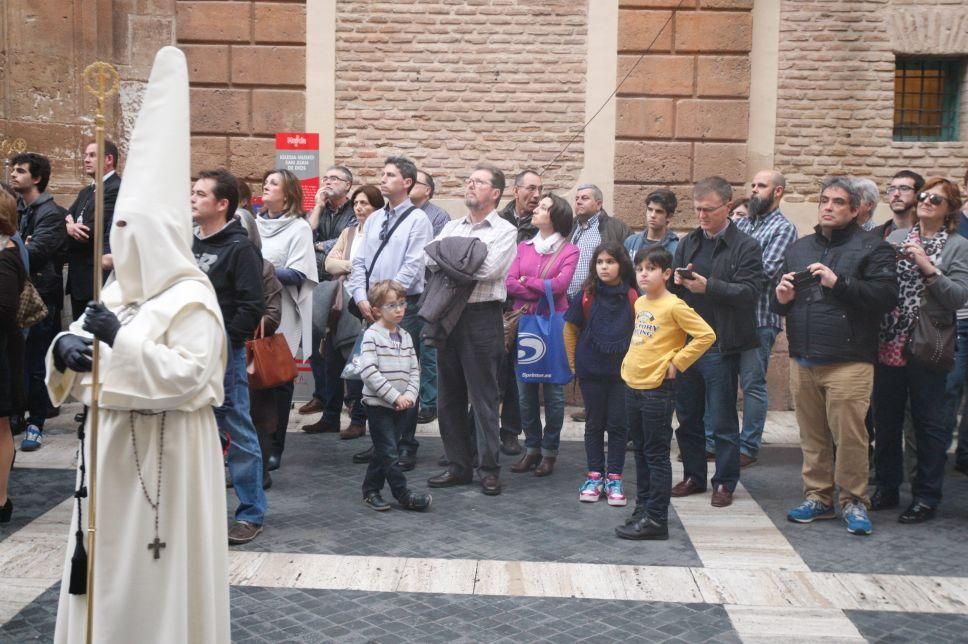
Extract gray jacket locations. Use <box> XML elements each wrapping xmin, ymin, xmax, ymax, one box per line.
<box><xmin>418</xmin><ymin>236</ymin><xmax>488</xmax><ymax>347</ymax></box>
<box><xmin>888</xmin><ymin>228</ymin><xmax>968</xmax><ymax>319</ymax></box>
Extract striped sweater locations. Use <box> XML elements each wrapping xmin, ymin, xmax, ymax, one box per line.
<box><xmin>359</xmin><ymin>324</ymin><xmax>420</xmax><ymax>408</ymax></box>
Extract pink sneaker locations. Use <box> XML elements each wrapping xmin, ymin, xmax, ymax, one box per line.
<box><xmin>579</xmin><ymin>472</ymin><xmax>604</xmax><ymax>502</ymax></box>
<box><xmin>605</xmin><ymin>474</ymin><xmax>627</xmax><ymax>507</ymax></box>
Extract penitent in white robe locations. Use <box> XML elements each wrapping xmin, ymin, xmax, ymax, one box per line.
<box><xmin>46</xmin><ymin>279</ymin><xmax>230</xmax><ymax>644</ymax></box>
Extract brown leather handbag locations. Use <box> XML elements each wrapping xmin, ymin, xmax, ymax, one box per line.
<box><xmin>16</xmin><ymin>278</ymin><xmax>48</xmax><ymax>328</ymax></box>
<box><xmin>245</xmin><ymin>320</ymin><xmax>298</xmax><ymax>389</ymax></box>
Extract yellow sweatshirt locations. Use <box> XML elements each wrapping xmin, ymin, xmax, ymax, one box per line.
<box><xmin>621</xmin><ymin>291</ymin><xmax>716</xmax><ymax>390</ymax></box>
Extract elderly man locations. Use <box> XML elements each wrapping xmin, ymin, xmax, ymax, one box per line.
<box><xmin>566</xmin><ymin>184</ymin><xmax>630</xmax><ymax>301</ymax></box>
<box><xmin>499</xmin><ymin>169</ymin><xmax>542</xmax><ymax>243</ymax></box>
<box><xmin>427</xmin><ymin>163</ymin><xmax>518</xmax><ymax>496</ymax></box>
<box><xmin>852</xmin><ymin>177</ymin><xmax>880</xmax><ymax>232</ymax></box>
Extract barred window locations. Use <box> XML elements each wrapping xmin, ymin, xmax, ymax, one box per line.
<box><xmin>893</xmin><ymin>58</ymin><xmax>963</xmax><ymax>142</ymax></box>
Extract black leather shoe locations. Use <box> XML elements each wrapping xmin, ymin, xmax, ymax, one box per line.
<box><xmin>500</xmin><ymin>431</ymin><xmax>522</xmax><ymax>456</ymax></box>
<box><xmin>624</xmin><ymin>504</ymin><xmax>647</xmax><ymax>526</ymax></box>
<box><xmin>615</xmin><ymin>516</ymin><xmax>669</xmax><ymax>540</ymax></box>
<box><xmin>480</xmin><ymin>475</ymin><xmax>502</xmax><ymax>496</ymax></box>
<box><xmin>262</xmin><ymin>473</ymin><xmax>272</xmax><ymax>490</ymax></box>
<box><xmin>363</xmin><ymin>492</ymin><xmax>391</xmax><ymax>512</ymax></box>
<box><xmin>398</xmin><ymin>490</ymin><xmax>432</xmax><ymax>511</ymax></box>
<box><xmin>353</xmin><ymin>446</ymin><xmax>373</xmax><ymax>464</ymax></box>
<box><xmin>870</xmin><ymin>488</ymin><xmax>899</xmax><ymax>511</ymax></box>
<box><xmin>898</xmin><ymin>500</ymin><xmax>936</xmax><ymax>524</ymax></box>
<box><xmin>398</xmin><ymin>451</ymin><xmax>416</xmax><ymax>472</ymax></box>
<box><xmin>416</xmin><ymin>407</ymin><xmax>437</xmax><ymax>424</ymax></box>
<box><xmin>427</xmin><ymin>470</ymin><xmax>472</xmax><ymax>488</ymax></box>
<box><xmin>267</xmin><ymin>452</ymin><xmax>281</xmax><ymax>472</ymax></box>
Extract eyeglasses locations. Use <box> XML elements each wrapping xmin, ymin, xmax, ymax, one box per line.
<box><xmin>694</xmin><ymin>203</ymin><xmax>726</xmax><ymax>215</ymax></box>
<box><xmin>380</xmin><ymin>301</ymin><xmax>407</xmax><ymax>311</ymax></box>
<box><xmin>323</xmin><ymin>175</ymin><xmax>350</xmax><ymax>183</ymax></box>
<box><xmin>414</xmin><ymin>180</ymin><xmax>430</xmax><ymax>188</ymax></box>
<box><xmin>886</xmin><ymin>185</ymin><xmax>915</xmax><ymax>194</ymax></box>
<box><xmin>465</xmin><ymin>177</ymin><xmax>492</xmax><ymax>188</ymax></box>
<box><xmin>918</xmin><ymin>192</ymin><xmax>948</xmax><ymax>207</ymax></box>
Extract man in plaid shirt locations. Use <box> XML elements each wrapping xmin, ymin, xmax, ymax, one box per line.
<box><xmin>733</xmin><ymin>170</ymin><xmax>798</xmax><ymax>466</ymax></box>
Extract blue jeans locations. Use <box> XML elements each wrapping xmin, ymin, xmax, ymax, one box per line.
<box><xmin>873</xmin><ymin>362</ymin><xmax>949</xmax><ymax>507</ymax></box>
<box><xmin>675</xmin><ymin>348</ymin><xmax>741</xmax><ymax>491</ymax></box>
<box><xmin>215</xmin><ymin>343</ymin><xmax>267</xmax><ymax>525</ymax></box>
<box><xmin>362</xmin><ymin>404</ymin><xmax>413</xmax><ymax>500</ymax></box>
<box><xmin>942</xmin><ymin>318</ymin><xmax>968</xmax><ymax>466</ymax></box>
<box><xmin>518</xmin><ymin>380</ymin><xmax>565</xmax><ymax>456</ymax></box>
<box><xmin>399</xmin><ymin>299</ymin><xmax>423</xmax><ymax>454</ymax></box>
<box><xmin>705</xmin><ymin>327</ymin><xmax>776</xmax><ymax>455</ymax></box>
<box><xmin>580</xmin><ymin>377</ymin><xmax>628</xmax><ymax>474</ymax></box>
<box><xmin>322</xmin><ymin>332</ymin><xmax>366</xmax><ymax>425</ymax></box>
<box><xmin>419</xmin><ymin>340</ymin><xmax>437</xmax><ymax>410</ymax></box>
<box><xmin>627</xmin><ymin>380</ymin><xmax>677</xmax><ymax>521</ymax></box>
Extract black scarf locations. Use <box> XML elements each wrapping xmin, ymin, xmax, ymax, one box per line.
<box><xmin>588</xmin><ymin>280</ymin><xmax>634</xmax><ymax>354</ymax></box>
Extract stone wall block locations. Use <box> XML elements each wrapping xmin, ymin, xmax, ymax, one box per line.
<box><xmin>675</xmin><ymin>99</ymin><xmax>749</xmax><ymax>140</ymax></box>
<box><xmin>617</xmin><ymin>55</ymin><xmax>695</xmax><ymax>96</ymax></box>
<box><xmin>616</xmin><ymin>97</ymin><xmax>675</xmax><ymax>139</ymax></box>
<box><xmin>175</xmin><ymin>1</ymin><xmax>251</xmax><ymax>42</ymax></box>
<box><xmin>190</xmin><ymin>88</ymin><xmax>251</xmax><ymax>134</ymax></box>
<box><xmin>615</xmin><ymin>141</ymin><xmax>693</xmax><ymax>183</ymax></box>
<box><xmin>191</xmin><ymin>135</ymin><xmax>229</xmax><ymax>176</ymax></box>
<box><xmin>675</xmin><ymin>11</ymin><xmax>752</xmax><ymax>52</ymax></box>
<box><xmin>693</xmin><ymin>142</ymin><xmax>747</xmax><ymax>183</ymax></box>
<box><xmin>254</xmin><ymin>3</ymin><xmax>307</xmax><ymax>44</ymax></box>
<box><xmin>618</xmin><ymin>9</ymin><xmax>673</xmax><ymax>52</ymax></box>
<box><xmin>231</xmin><ymin>45</ymin><xmax>305</xmax><ymax>85</ymax></box>
<box><xmin>228</xmin><ymin>136</ymin><xmax>276</xmax><ymax>181</ymax></box>
<box><xmin>182</xmin><ymin>44</ymin><xmax>231</xmax><ymax>84</ymax></box>
<box><xmin>696</xmin><ymin>56</ymin><xmax>751</xmax><ymax>97</ymax></box>
<box><xmin>251</xmin><ymin>89</ymin><xmax>306</xmax><ymax>134</ymax></box>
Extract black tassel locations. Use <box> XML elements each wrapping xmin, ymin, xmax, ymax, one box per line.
<box><xmin>68</xmin><ymin>529</ymin><xmax>88</xmax><ymax>595</ymax></box>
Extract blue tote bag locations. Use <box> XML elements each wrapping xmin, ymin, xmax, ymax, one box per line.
<box><xmin>516</xmin><ymin>280</ymin><xmax>573</xmax><ymax>385</ymax></box>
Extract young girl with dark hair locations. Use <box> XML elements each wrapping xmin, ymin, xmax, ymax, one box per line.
<box><xmin>563</xmin><ymin>241</ymin><xmax>638</xmax><ymax>506</ymax></box>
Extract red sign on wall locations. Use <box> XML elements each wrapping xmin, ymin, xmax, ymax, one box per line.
<box><xmin>275</xmin><ymin>132</ymin><xmax>320</xmax><ymax>211</ymax></box>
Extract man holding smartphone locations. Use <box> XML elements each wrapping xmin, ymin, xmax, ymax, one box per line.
<box><xmin>669</xmin><ymin>176</ymin><xmax>766</xmax><ymax>508</ymax></box>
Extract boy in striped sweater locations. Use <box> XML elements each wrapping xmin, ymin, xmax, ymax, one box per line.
<box><xmin>358</xmin><ymin>280</ymin><xmax>432</xmax><ymax>512</ymax></box>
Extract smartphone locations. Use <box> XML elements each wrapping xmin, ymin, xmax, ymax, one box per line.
<box><xmin>675</xmin><ymin>268</ymin><xmax>695</xmax><ymax>280</ymax></box>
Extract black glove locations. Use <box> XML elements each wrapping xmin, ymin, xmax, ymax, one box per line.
<box><xmin>53</xmin><ymin>335</ymin><xmax>94</xmax><ymax>373</ymax></box>
<box><xmin>82</xmin><ymin>302</ymin><xmax>122</xmax><ymax>347</ymax></box>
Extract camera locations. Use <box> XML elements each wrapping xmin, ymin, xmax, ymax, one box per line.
<box><xmin>791</xmin><ymin>270</ymin><xmax>820</xmax><ymax>289</ymax></box>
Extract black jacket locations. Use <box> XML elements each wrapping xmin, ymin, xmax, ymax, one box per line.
<box><xmin>571</xmin><ymin>209</ymin><xmax>631</xmax><ymax>246</ymax></box>
<box><xmin>65</xmin><ymin>173</ymin><xmax>121</xmax><ymax>302</ymax></box>
<box><xmin>671</xmin><ymin>221</ymin><xmax>766</xmax><ymax>354</ymax></box>
<box><xmin>193</xmin><ymin>219</ymin><xmax>266</xmax><ymax>346</ymax></box>
<box><xmin>499</xmin><ymin>201</ymin><xmax>538</xmax><ymax>244</ymax></box>
<box><xmin>315</xmin><ymin>199</ymin><xmax>356</xmax><ymax>281</ymax></box>
<box><xmin>17</xmin><ymin>192</ymin><xmax>68</xmax><ymax>302</ymax></box>
<box><xmin>772</xmin><ymin>223</ymin><xmax>897</xmax><ymax>364</ymax></box>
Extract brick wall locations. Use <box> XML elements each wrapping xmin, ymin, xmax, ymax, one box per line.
<box><xmin>0</xmin><ymin>0</ymin><xmax>175</xmax><ymax>206</ymax></box>
<box><xmin>775</xmin><ymin>0</ymin><xmax>968</xmax><ymax>205</ymax></box>
<box><xmin>332</xmin><ymin>0</ymin><xmax>587</xmax><ymax>199</ymax></box>
<box><xmin>176</xmin><ymin>0</ymin><xmax>307</xmax><ymax>189</ymax></box>
<box><xmin>613</xmin><ymin>0</ymin><xmax>753</xmax><ymax>230</ymax></box>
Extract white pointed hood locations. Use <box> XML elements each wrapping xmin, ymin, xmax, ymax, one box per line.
<box><xmin>107</xmin><ymin>46</ymin><xmax>208</xmax><ymax>306</ymax></box>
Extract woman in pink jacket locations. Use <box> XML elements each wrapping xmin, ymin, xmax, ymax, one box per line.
<box><xmin>505</xmin><ymin>193</ymin><xmax>580</xmax><ymax>476</ymax></box>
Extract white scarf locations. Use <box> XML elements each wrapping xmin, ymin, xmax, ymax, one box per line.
<box><xmin>530</xmin><ymin>231</ymin><xmax>562</xmax><ymax>255</ymax></box>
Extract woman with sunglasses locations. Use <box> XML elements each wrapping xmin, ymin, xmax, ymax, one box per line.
<box><xmin>872</xmin><ymin>177</ymin><xmax>968</xmax><ymax>524</ymax></box>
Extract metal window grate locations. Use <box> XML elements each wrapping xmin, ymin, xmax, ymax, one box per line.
<box><xmin>893</xmin><ymin>59</ymin><xmax>962</xmax><ymax>142</ymax></box>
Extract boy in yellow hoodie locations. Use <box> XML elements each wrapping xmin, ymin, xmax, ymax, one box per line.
<box><xmin>616</xmin><ymin>247</ymin><xmax>715</xmax><ymax>540</ymax></box>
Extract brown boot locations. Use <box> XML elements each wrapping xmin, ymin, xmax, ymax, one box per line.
<box><xmin>340</xmin><ymin>423</ymin><xmax>366</xmax><ymax>440</ymax></box>
<box><xmin>510</xmin><ymin>453</ymin><xmax>541</xmax><ymax>473</ymax></box>
<box><xmin>534</xmin><ymin>456</ymin><xmax>556</xmax><ymax>477</ymax></box>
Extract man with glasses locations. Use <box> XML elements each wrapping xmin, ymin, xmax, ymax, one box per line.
<box><xmin>499</xmin><ymin>169</ymin><xmax>542</xmax><ymax>243</ymax></box>
<box><xmin>409</xmin><ymin>169</ymin><xmax>451</xmax><ymax>425</ymax></box>
<box><xmin>874</xmin><ymin>170</ymin><xmax>924</xmax><ymax>240</ymax></box>
<box><xmin>349</xmin><ymin>156</ymin><xmax>433</xmax><ymax>469</ymax></box>
<box><xmin>669</xmin><ymin>176</ymin><xmax>765</xmax><ymax>508</ymax></box>
<box><xmin>300</xmin><ymin>165</ymin><xmax>357</xmax><ymax>426</ymax></box>
<box><xmin>427</xmin><ymin>163</ymin><xmax>518</xmax><ymax>496</ymax></box>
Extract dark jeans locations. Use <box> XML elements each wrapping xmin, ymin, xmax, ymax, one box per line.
<box><xmin>362</xmin><ymin>404</ymin><xmax>413</xmax><ymax>499</ymax></box>
<box><xmin>518</xmin><ymin>381</ymin><xmax>565</xmax><ymax>456</ymax></box>
<box><xmin>580</xmin><ymin>377</ymin><xmax>628</xmax><ymax>474</ymax></box>
<box><xmin>399</xmin><ymin>298</ymin><xmax>423</xmax><ymax>454</ymax></box>
<box><xmin>628</xmin><ymin>380</ymin><xmax>677</xmax><ymax>522</ymax></box>
<box><xmin>24</xmin><ymin>302</ymin><xmax>60</xmax><ymax>428</ymax></box>
<box><xmin>322</xmin><ymin>332</ymin><xmax>366</xmax><ymax>426</ymax></box>
<box><xmin>269</xmin><ymin>380</ymin><xmax>295</xmax><ymax>457</ymax></box>
<box><xmin>438</xmin><ymin>301</ymin><xmax>504</xmax><ymax>479</ymax></box>
<box><xmin>675</xmin><ymin>348</ymin><xmax>741</xmax><ymax>492</ymax></box>
<box><xmin>500</xmin><ymin>347</ymin><xmax>521</xmax><ymax>435</ymax></box>
<box><xmin>309</xmin><ymin>317</ymin><xmax>327</xmax><ymax>402</ymax></box>
<box><xmin>942</xmin><ymin>318</ymin><xmax>968</xmax><ymax>467</ymax></box>
<box><xmin>873</xmin><ymin>362</ymin><xmax>949</xmax><ymax>507</ymax></box>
